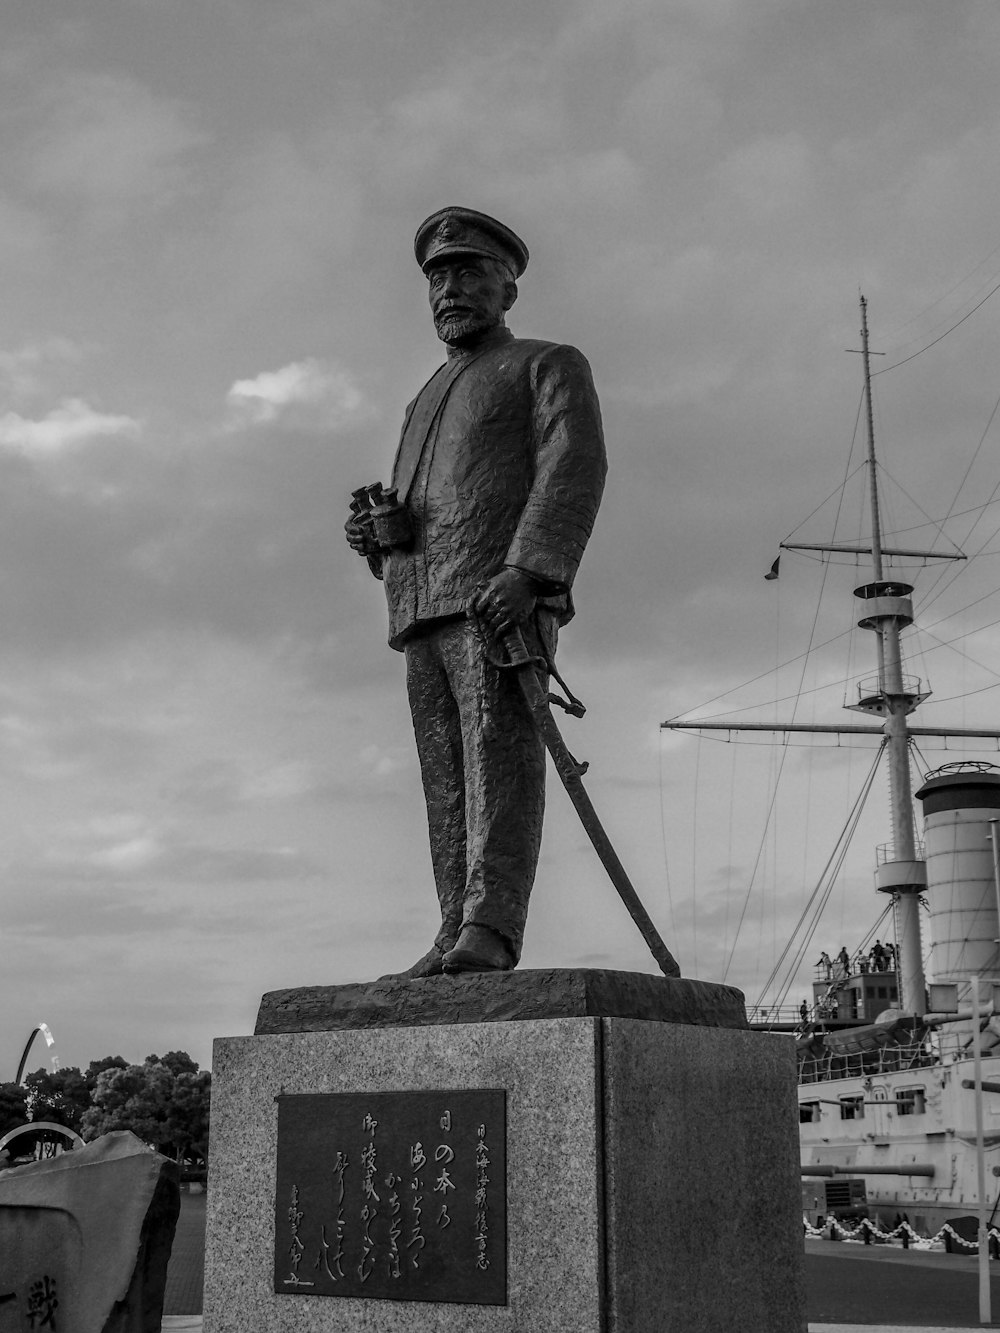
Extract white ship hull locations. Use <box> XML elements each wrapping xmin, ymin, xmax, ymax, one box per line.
<box><xmin>800</xmin><ymin>1023</ymin><xmax>1000</xmax><ymax>1233</ymax></box>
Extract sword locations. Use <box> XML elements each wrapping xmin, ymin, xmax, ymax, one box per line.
<box><xmin>502</xmin><ymin>625</ymin><xmax>681</xmax><ymax>979</ymax></box>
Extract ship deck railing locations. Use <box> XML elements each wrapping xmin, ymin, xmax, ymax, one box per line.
<box><xmin>746</xmin><ymin>1004</ymin><xmax>810</xmax><ymax>1026</ymax></box>
<box><xmin>798</xmin><ymin>1026</ymin><xmax>996</xmax><ymax>1085</ymax></box>
<box><xmin>813</xmin><ymin>958</ymin><xmax>897</xmax><ymax>985</ymax></box>
<box><xmin>799</xmin><ymin>1036</ymin><xmax>935</xmax><ymax>1084</ymax></box>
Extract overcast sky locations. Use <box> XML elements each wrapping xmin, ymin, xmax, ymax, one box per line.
<box><xmin>4</xmin><ymin>0</ymin><xmax>1000</xmax><ymax>1077</ymax></box>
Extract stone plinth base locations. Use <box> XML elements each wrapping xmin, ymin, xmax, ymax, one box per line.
<box><xmin>255</xmin><ymin>968</ymin><xmax>747</xmax><ymax>1035</ymax></box>
<box><xmin>204</xmin><ymin>1010</ymin><xmax>805</xmax><ymax>1332</ymax></box>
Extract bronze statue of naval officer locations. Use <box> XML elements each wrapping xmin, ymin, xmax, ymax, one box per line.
<box><xmin>346</xmin><ymin>206</ymin><xmax>606</xmax><ymax>977</ymax></box>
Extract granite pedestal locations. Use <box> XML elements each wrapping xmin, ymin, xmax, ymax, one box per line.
<box><xmin>203</xmin><ymin>970</ymin><xmax>805</xmax><ymax>1332</ymax></box>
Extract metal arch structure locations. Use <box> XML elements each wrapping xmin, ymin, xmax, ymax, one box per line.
<box><xmin>14</xmin><ymin>1022</ymin><xmax>55</xmax><ymax>1085</ymax></box>
<box><xmin>0</xmin><ymin>1121</ymin><xmax>84</xmax><ymax>1155</ymax></box>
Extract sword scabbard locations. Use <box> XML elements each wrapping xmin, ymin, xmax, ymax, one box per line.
<box><xmin>504</xmin><ymin>628</ymin><xmax>681</xmax><ymax>980</ymax></box>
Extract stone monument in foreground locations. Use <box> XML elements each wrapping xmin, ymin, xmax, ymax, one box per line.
<box><xmin>203</xmin><ymin>209</ymin><xmax>806</xmax><ymax>1330</ymax></box>
<box><xmin>0</xmin><ymin>1130</ymin><xmax>179</xmax><ymax>1333</ymax></box>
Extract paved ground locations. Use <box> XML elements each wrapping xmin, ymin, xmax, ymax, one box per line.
<box><xmin>164</xmin><ymin>1190</ymin><xmax>205</xmax><ymax>1316</ymax></box>
<box><xmin>161</xmin><ymin>1319</ymin><xmax>993</xmax><ymax>1331</ymax></box>
<box><xmin>162</xmin><ymin>1197</ymin><xmax>1000</xmax><ymax>1329</ymax></box>
<box><xmin>804</xmin><ymin>1238</ymin><xmax>1000</xmax><ymax>1328</ymax></box>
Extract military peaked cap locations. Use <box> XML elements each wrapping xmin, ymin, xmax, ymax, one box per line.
<box><xmin>414</xmin><ymin>206</ymin><xmax>529</xmax><ymax>278</ymax></box>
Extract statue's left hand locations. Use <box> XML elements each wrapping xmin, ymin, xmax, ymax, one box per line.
<box><xmin>345</xmin><ymin>514</ymin><xmax>380</xmax><ymax>557</ymax></box>
<box><xmin>472</xmin><ymin>567</ymin><xmax>537</xmax><ymax>640</ymax></box>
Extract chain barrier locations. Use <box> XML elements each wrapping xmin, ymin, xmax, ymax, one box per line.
<box><xmin>805</xmin><ymin>1215</ymin><xmax>1000</xmax><ymax>1253</ymax></box>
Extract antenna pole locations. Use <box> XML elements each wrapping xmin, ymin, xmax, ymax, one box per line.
<box><xmin>861</xmin><ymin>296</ymin><xmax>888</xmax><ymax>692</ymax></box>
<box><xmin>861</xmin><ymin>296</ymin><xmax>885</xmax><ymax>584</ymax></box>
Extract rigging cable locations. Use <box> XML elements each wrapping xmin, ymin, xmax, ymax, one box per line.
<box><xmin>908</xmin><ymin>622</ymin><xmax>1000</xmax><ymax>705</ymax></box>
<box><xmin>769</xmin><ymin>775</ymin><xmax>886</xmax><ymax>1017</ymax></box>
<box><xmin>724</xmin><ymin>738</ymin><xmax>737</xmax><ymax>971</ymax></box>
<box><xmin>721</xmin><ymin>544</ymin><xmax>835</xmax><ymax>984</ymax></box>
<box><xmin>872</xmin><ymin>277</ymin><xmax>1000</xmax><ymax>378</ymax></box>
<box><xmin>874</xmin><ymin>459</ymin><xmax>966</xmax><ymax>561</ymax></box>
<box><xmin>879</xmin><ymin>240</ymin><xmax>1000</xmax><ymax>347</ymax></box>
<box><xmin>862</xmin><ymin>279</ymin><xmax>1000</xmax><ymax>637</ymax></box>
<box><xmin>910</xmin><ymin>738</ymin><xmax>933</xmax><ymax>778</ymax></box>
<box><xmin>657</xmin><ymin>738</ymin><xmax>677</xmax><ymax>942</ymax></box>
<box><xmin>907</xmin><ymin>739</ymin><xmax>939</xmax><ymax>980</ymax></box>
<box><xmin>856</xmin><ymin>903</ymin><xmax>895</xmax><ymax>961</ymax></box>
<box><xmin>672</xmin><ymin>399</ymin><xmax>867</xmax><ymax>727</ymax></box>
<box><xmin>764</xmin><ymin>745</ymin><xmax>885</xmax><ymax>1009</ymax></box>
<box><xmin>764</xmin><ymin>556</ymin><xmax>785</xmax><ymax>985</ymax></box>
<box><xmin>923</xmin><ymin>583</ymin><xmax>1000</xmax><ymax>639</ymax></box>
<box><xmin>783</xmin><ymin>459</ymin><xmax>868</xmax><ymax>546</ymax></box>
<box><xmin>661</xmin><ymin>621</ymin><xmax>854</xmax><ymax>723</ymax></box>
<box><xmin>915</xmin><ymin>388</ymin><xmax>1000</xmax><ymax>615</ymax></box>
<box><xmin>754</xmin><ymin>740</ymin><xmax>887</xmax><ymax>1012</ymax></box>
<box><xmin>883</xmin><ymin>500</ymin><xmax>1000</xmax><ymax>537</ymax></box>
<box><xmin>686</xmin><ymin>602</ymin><xmax>1000</xmax><ymax>726</ymax></box>
<box><xmin>678</xmin><ymin>403</ymin><xmax>866</xmax><ymax>737</ymax></box>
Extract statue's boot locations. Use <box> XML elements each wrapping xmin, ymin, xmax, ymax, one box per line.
<box><xmin>442</xmin><ymin>924</ymin><xmax>514</xmax><ymax>974</ymax></box>
<box><xmin>377</xmin><ymin>943</ymin><xmax>452</xmax><ymax>981</ymax></box>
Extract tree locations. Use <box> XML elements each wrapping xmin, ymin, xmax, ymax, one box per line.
<box><xmin>0</xmin><ymin>1082</ymin><xmax>28</xmax><ymax>1138</ymax></box>
<box><xmin>84</xmin><ymin>1055</ymin><xmax>128</xmax><ymax>1093</ymax></box>
<box><xmin>145</xmin><ymin>1051</ymin><xmax>197</xmax><ymax>1078</ymax></box>
<box><xmin>81</xmin><ymin>1052</ymin><xmax>210</xmax><ymax>1161</ymax></box>
<box><xmin>23</xmin><ymin>1066</ymin><xmax>91</xmax><ymax>1133</ymax></box>
<box><xmin>168</xmin><ymin>1069</ymin><xmax>211</xmax><ymax>1165</ymax></box>
<box><xmin>81</xmin><ymin>1062</ymin><xmax>172</xmax><ymax>1152</ymax></box>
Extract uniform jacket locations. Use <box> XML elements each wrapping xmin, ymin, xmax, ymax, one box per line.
<box><xmin>373</xmin><ymin>325</ymin><xmax>607</xmax><ymax>650</ymax></box>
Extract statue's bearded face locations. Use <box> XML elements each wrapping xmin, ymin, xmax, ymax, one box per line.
<box><xmin>426</xmin><ymin>256</ymin><xmax>516</xmax><ymax>346</ymax></box>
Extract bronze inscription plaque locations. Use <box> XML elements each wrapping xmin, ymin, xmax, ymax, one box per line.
<box><xmin>274</xmin><ymin>1090</ymin><xmax>506</xmax><ymax>1304</ymax></box>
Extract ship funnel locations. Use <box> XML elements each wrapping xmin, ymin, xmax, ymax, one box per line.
<box><xmin>914</xmin><ymin>763</ymin><xmax>1000</xmax><ymax>984</ymax></box>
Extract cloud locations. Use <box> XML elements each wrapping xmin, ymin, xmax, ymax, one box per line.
<box><xmin>714</xmin><ymin>132</ymin><xmax>816</xmax><ymax>222</ymax></box>
<box><xmin>0</xmin><ymin>194</ymin><xmax>52</xmax><ymax>267</ymax></box>
<box><xmin>27</xmin><ymin>73</ymin><xmax>205</xmax><ymax>219</ymax></box>
<box><xmin>91</xmin><ymin>834</ymin><xmax>162</xmax><ymax>872</ymax></box>
<box><xmin>2</xmin><ymin>0</ymin><xmax>999</xmax><ymax>1078</ymax></box>
<box><xmin>84</xmin><ymin>836</ymin><xmax>319</xmax><ymax>884</ymax></box>
<box><xmin>225</xmin><ymin>358</ymin><xmax>372</xmax><ymax>431</ymax></box>
<box><xmin>619</xmin><ymin>62</ymin><xmax>725</xmax><ymax>159</ymax></box>
<box><xmin>0</xmin><ymin>340</ymin><xmax>87</xmax><ymax>401</ymax></box>
<box><xmin>206</xmin><ymin>133</ymin><xmax>364</xmax><ymax>299</ymax></box>
<box><xmin>358</xmin><ymin>743</ymin><xmax>413</xmax><ymax>781</ymax></box>
<box><xmin>0</xmin><ymin>398</ymin><xmax>141</xmax><ymax>457</ymax></box>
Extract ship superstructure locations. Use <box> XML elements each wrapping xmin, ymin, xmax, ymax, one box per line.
<box><xmin>799</xmin><ymin>765</ymin><xmax>1000</xmax><ymax>1233</ymax></box>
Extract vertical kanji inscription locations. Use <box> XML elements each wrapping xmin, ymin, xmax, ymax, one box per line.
<box><xmin>274</xmin><ymin>1090</ymin><xmax>506</xmax><ymax>1304</ymax></box>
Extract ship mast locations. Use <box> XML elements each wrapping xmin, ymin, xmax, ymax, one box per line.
<box><xmin>661</xmin><ymin>295</ymin><xmax>1000</xmax><ymax>1016</ymax></box>
<box><xmin>853</xmin><ymin>294</ymin><xmax>926</xmax><ymax>1016</ymax></box>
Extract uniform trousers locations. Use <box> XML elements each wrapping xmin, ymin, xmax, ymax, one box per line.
<box><xmin>403</xmin><ymin>612</ymin><xmax>556</xmax><ymax>962</ymax></box>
